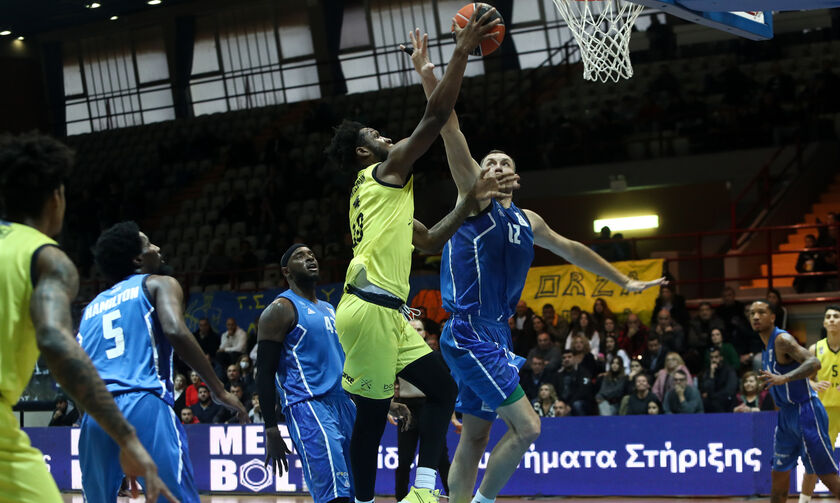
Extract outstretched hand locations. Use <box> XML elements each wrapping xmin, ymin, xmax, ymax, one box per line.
<box><xmin>624</xmin><ymin>277</ymin><xmax>667</xmax><ymax>292</ymax></box>
<box><xmin>452</xmin><ymin>7</ymin><xmax>501</xmax><ymax>55</ymax></box>
<box><xmin>812</xmin><ymin>380</ymin><xmax>832</xmax><ymax>393</ymax></box>
<box><xmin>469</xmin><ymin>165</ymin><xmax>520</xmax><ymax>203</ymax></box>
<box><xmin>759</xmin><ymin>369</ymin><xmax>787</xmax><ymax>389</ymax></box>
<box><xmin>400</xmin><ymin>28</ymin><xmax>435</xmax><ymax>78</ymax></box>
<box><xmin>119</xmin><ymin>436</ymin><xmax>180</xmax><ymax>503</ymax></box>
<box><xmin>265</xmin><ymin>426</ymin><xmax>292</xmax><ymax>477</ymax></box>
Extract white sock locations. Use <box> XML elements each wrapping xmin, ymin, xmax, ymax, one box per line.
<box><xmin>799</xmin><ymin>495</ymin><xmax>812</xmax><ymax>503</ymax></box>
<box><xmin>356</xmin><ymin>498</ymin><xmax>374</xmax><ymax>503</ymax></box>
<box><xmin>472</xmin><ymin>490</ymin><xmax>495</xmax><ymax>503</ymax></box>
<box><xmin>414</xmin><ymin>466</ymin><xmax>437</xmax><ymax>490</ymax></box>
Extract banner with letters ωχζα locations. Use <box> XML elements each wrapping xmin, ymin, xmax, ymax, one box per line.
<box><xmin>519</xmin><ymin>258</ymin><xmax>664</xmax><ymax>325</ymax></box>
<box><xmin>27</xmin><ymin>412</ymin><xmax>798</xmax><ymax>496</ymax></box>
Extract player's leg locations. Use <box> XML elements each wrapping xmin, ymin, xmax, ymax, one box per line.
<box><xmin>447</xmin><ymin>413</ymin><xmax>493</xmax><ymax>503</ymax></box>
<box><xmin>771</xmin><ymin>470</ymin><xmax>793</xmax><ymax>503</ymax></box>
<box><xmin>0</xmin><ymin>407</ymin><xmax>62</xmax><ymax>503</ymax></box>
<box><xmin>78</xmin><ymin>409</ymin><xmax>125</xmax><ymax>502</ymax></box>
<box><xmin>349</xmin><ymin>396</ymin><xmax>391</xmax><ymax>502</ymax></box>
<box><xmin>801</xmin><ymin>399</ymin><xmax>840</xmax><ymax>498</ymax></box>
<box><xmin>475</xmin><ymin>394</ymin><xmax>540</xmax><ymax>501</ymax></box>
<box><xmin>338</xmin><ymin>393</ymin><xmax>357</xmax><ymax>503</ymax></box>
<box><xmin>395</xmin><ymin>402</ymin><xmax>421</xmax><ymax>500</ymax></box>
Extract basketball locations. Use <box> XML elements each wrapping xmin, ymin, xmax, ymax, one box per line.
<box><xmin>451</xmin><ymin>2</ymin><xmax>505</xmax><ymax>56</ymax></box>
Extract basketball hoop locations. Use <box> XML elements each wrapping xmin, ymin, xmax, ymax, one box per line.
<box><xmin>551</xmin><ymin>0</ymin><xmax>645</xmax><ymax>83</ymax></box>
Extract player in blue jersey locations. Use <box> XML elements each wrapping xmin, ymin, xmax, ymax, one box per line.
<box><xmin>257</xmin><ymin>244</ymin><xmax>406</xmax><ymax>503</ymax></box>
<box><xmin>403</xmin><ymin>31</ymin><xmax>664</xmax><ymax>503</ymax></box>
<box><xmin>754</xmin><ymin>300</ymin><xmax>840</xmax><ymax>503</ymax></box>
<box><xmin>77</xmin><ymin>221</ymin><xmax>247</xmax><ymax>502</ymax></box>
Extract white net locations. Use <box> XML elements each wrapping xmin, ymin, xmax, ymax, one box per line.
<box><xmin>551</xmin><ymin>0</ymin><xmax>645</xmax><ymax>83</ymax></box>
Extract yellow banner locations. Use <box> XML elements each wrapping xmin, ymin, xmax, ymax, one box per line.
<box><xmin>520</xmin><ymin>258</ymin><xmax>664</xmax><ymax>324</ymax></box>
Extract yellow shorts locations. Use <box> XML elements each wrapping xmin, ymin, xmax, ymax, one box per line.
<box><xmin>0</xmin><ymin>405</ymin><xmax>61</xmax><ymax>503</ymax></box>
<box><xmin>827</xmin><ymin>406</ymin><xmax>840</xmax><ymax>448</ymax></box>
<box><xmin>335</xmin><ymin>292</ymin><xmax>431</xmax><ymax>399</ymax></box>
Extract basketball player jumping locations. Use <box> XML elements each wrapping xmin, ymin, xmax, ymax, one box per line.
<box><xmin>799</xmin><ymin>305</ymin><xmax>840</xmax><ymax>503</ymax></box>
<box><xmin>403</xmin><ymin>29</ymin><xmax>664</xmax><ymax>503</ymax></box>
<box><xmin>324</xmin><ymin>9</ymin><xmax>517</xmax><ymax>503</ymax></box>
<box><xmin>77</xmin><ymin>221</ymin><xmax>247</xmax><ymax>502</ymax></box>
<box><xmin>0</xmin><ymin>134</ymin><xmax>176</xmax><ymax>503</ymax></box>
<box><xmin>753</xmin><ymin>300</ymin><xmax>840</xmax><ymax>503</ymax></box>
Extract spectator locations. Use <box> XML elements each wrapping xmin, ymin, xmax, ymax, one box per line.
<box><xmin>566</xmin><ymin>311</ymin><xmax>600</xmax><ymax>357</ymax></box>
<box><xmin>224</xmin><ymin>364</ymin><xmax>242</xmax><ymax>390</ymax></box>
<box><xmin>192</xmin><ymin>317</ymin><xmax>221</xmax><ymax>359</ymax></box>
<box><xmin>521</xmin><ymin>356</ymin><xmax>552</xmax><ymax>400</ymax></box>
<box><xmin>218</xmin><ymin>317</ymin><xmax>248</xmax><ymax>368</ymax></box>
<box><xmin>651</xmin><ymin>308</ymin><xmax>685</xmax><ymax>353</ymax></box>
<box><xmin>715</xmin><ymin>287</ymin><xmax>745</xmax><ymax>340</ymax></box>
<box><xmin>180</xmin><ymin>407</ymin><xmax>199</xmax><ymax>425</ymax></box>
<box><xmin>603</xmin><ymin>334</ymin><xmax>631</xmax><ymax>374</ymax></box>
<box><xmin>685</xmin><ymin>301</ymin><xmax>726</xmax><ymax>373</ymax></box>
<box><xmin>249</xmin><ymin>393</ymin><xmax>264</xmax><ymax>423</ymax></box>
<box><xmin>553</xmin><ymin>350</ymin><xmax>595</xmax><ymax>416</ymax></box>
<box><xmin>570</xmin><ymin>334</ymin><xmax>600</xmax><ymax>377</ymax></box>
<box><xmin>619</xmin><ymin>373</ymin><xmax>661</xmax><ymax>415</ymax></box>
<box><xmin>733</xmin><ymin>371</ymin><xmax>774</xmax><ymax>412</ymax></box>
<box><xmin>190</xmin><ymin>384</ymin><xmax>222</xmax><ymax>423</ymax></box>
<box><xmin>532</xmin><ymin>383</ymin><xmax>561</xmax><ymax>417</ymax></box>
<box><xmin>700</xmin><ymin>347</ymin><xmax>738</xmax><ymax>412</ymax></box>
<box><xmin>626</xmin><ymin>359</ymin><xmax>644</xmax><ymax>394</ymax></box>
<box><xmin>704</xmin><ymin>328</ymin><xmax>740</xmax><ymax>371</ymax></box>
<box><xmin>542</xmin><ymin>303</ymin><xmax>569</xmax><ymax>342</ymax></box>
<box><xmin>172</xmin><ymin>373</ymin><xmax>187</xmax><ymax>415</ymax></box>
<box><xmin>531</xmin><ymin>315</ymin><xmax>554</xmax><ymax>343</ymax></box>
<box><xmin>663</xmin><ymin>369</ymin><xmax>703</xmax><ymax>414</ymax></box>
<box><xmin>569</xmin><ymin>306</ymin><xmax>582</xmax><ymax>328</ymax></box>
<box><xmin>652</xmin><ymin>352</ymin><xmax>692</xmax><ymax>401</ymax></box>
<box><xmin>49</xmin><ymin>395</ymin><xmax>79</xmax><ymax>427</ymax></box>
<box><xmin>641</xmin><ymin>335</ymin><xmax>667</xmax><ymax>374</ymax></box>
<box><xmin>185</xmin><ymin>370</ymin><xmax>202</xmax><ymax>407</ymax></box>
<box><xmin>618</xmin><ymin>313</ymin><xmax>649</xmax><ymax>358</ymax></box>
<box><xmin>552</xmin><ymin>400</ymin><xmax>572</xmax><ymax>417</ymax></box>
<box><xmin>527</xmin><ymin>332</ymin><xmax>563</xmax><ymax>373</ymax></box>
<box><xmin>513</xmin><ymin>300</ymin><xmax>534</xmax><ymax>331</ymax></box>
<box><xmin>237</xmin><ymin>354</ymin><xmax>256</xmax><ymax>392</ymax></box>
<box><xmin>817</xmin><ymin>212</ymin><xmax>837</xmax><ymax>248</ymax></box>
<box><xmin>794</xmin><ymin>234</ymin><xmax>825</xmax><ymax>293</ymax></box>
<box><xmin>766</xmin><ymin>288</ymin><xmax>788</xmax><ymax>330</ymax></box>
<box><xmin>513</xmin><ymin>301</ymin><xmax>536</xmax><ymax>354</ymax></box>
<box><xmin>591</xmin><ymin>298</ymin><xmax>614</xmax><ymax>333</ymax></box>
<box><xmin>214</xmin><ymin>382</ymin><xmax>251</xmax><ymax>423</ymax></box>
<box><xmin>591</xmin><ymin>226</ymin><xmax>618</xmax><ymax>261</ymax></box>
<box><xmin>602</xmin><ymin>316</ymin><xmax>620</xmax><ymax>341</ymax></box>
<box><xmin>647</xmin><ymin>401</ymin><xmax>663</xmax><ymax>415</ymax></box>
<box><xmin>732</xmin><ymin>303</ymin><xmax>763</xmax><ymax>372</ymax></box>
<box><xmin>650</xmin><ymin>284</ymin><xmax>689</xmax><ymax>329</ymax></box>
<box><xmin>596</xmin><ymin>357</ymin><xmax>627</xmax><ymax>416</ymax></box>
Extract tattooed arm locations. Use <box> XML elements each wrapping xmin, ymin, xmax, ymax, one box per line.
<box><xmin>30</xmin><ymin>246</ymin><xmax>177</xmax><ymax>503</ymax></box>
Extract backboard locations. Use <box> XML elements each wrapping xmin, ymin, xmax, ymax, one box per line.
<box><xmin>629</xmin><ymin>0</ymin><xmax>773</xmax><ymax>40</ymax></box>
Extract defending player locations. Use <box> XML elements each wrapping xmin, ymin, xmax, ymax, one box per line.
<box><xmin>77</xmin><ymin>221</ymin><xmax>247</xmax><ymax>502</ymax></box>
<box><xmin>258</xmin><ymin>244</ymin><xmax>361</xmax><ymax>503</ymax></box>
<box><xmin>323</xmin><ymin>10</ymin><xmax>515</xmax><ymax>503</ymax></box>
<box><xmin>800</xmin><ymin>305</ymin><xmax>840</xmax><ymax>503</ymax></box>
<box><xmin>755</xmin><ymin>300</ymin><xmax>840</xmax><ymax>503</ymax></box>
<box><xmin>402</xmin><ymin>30</ymin><xmax>665</xmax><ymax>503</ymax></box>
<box><xmin>0</xmin><ymin>134</ymin><xmax>176</xmax><ymax>503</ymax></box>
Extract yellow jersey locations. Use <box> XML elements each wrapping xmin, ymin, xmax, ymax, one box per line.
<box><xmin>345</xmin><ymin>163</ymin><xmax>414</xmax><ymax>301</ymax></box>
<box><xmin>815</xmin><ymin>337</ymin><xmax>840</xmax><ymax>408</ymax></box>
<box><xmin>0</xmin><ymin>221</ymin><xmax>57</xmax><ymax>406</ymax></box>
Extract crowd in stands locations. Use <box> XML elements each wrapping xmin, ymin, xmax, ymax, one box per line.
<box><xmin>794</xmin><ymin>212</ymin><xmax>839</xmax><ymax>293</ymax></box>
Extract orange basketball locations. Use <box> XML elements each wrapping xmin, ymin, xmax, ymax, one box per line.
<box><xmin>451</xmin><ymin>3</ymin><xmax>505</xmax><ymax>56</ymax></box>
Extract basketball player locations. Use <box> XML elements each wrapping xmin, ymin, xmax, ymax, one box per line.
<box><xmin>754</xmin><ymin>300</ymin><xmax>840</xmax><ymax>503</ymax></box>
<box><xmin>402</xmin><ymin>30</ymin><xmax>665</xmax><ymax>503</ymax></box>
<box><xmin>799</xmin><ymin>305</ymin><xmax>840</xmax><ymax>503</ymax></box>
<box><xmin>324</xmin><ymin>10</ymin><xmax>513</xmax><ymax>503</ymax></box>
<box><xmin>0</xmin><ymin>134</ymin><xmax>175</xmax><ymax>503</ymax></box>
<box><xmin>258</xmin><ymin>244</ymin><xmax>357</xmax><ymax>503</ymax></box>
<box><xmin>77</xmin><ymin>221</ymin><xmax>248</xmax><ymax>502</ymax></box>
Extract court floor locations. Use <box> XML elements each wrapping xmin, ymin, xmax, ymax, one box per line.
<box><xmin>59</xmin><ymin>495</ymin><xmax>812</xmax><ymax>502</ymax></box>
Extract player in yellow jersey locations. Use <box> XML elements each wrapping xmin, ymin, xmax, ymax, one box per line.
<box><xmin>800</xmin><ymin>305</ymin><xmax>840</xmax><ymax>503</ymax></box>
<box><xmin>0</xmin><ymin>133</ymin><xmax>177</xmax><ymax>503</ymax></box>
<box><xmin>324</xmin><ymin>10</ymin><xmax>515</xmax><ymax>503</ymax></box>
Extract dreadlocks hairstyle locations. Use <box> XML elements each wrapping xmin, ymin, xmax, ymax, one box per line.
<box><xmin>0</xmin><ymin>133</ymin><xmax>73</xmax><ymax>220</ymax></box>
<box><xmin>324</xmin><ymin>119</ymin><xmax>365</xmax><ymax>170</ymax></box>
<box><xmin>94</xmin><ymin>221</ymin><xmax>143</xmax><ymax>282</ymax></box>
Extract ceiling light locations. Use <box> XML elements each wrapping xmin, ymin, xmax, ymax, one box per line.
<box><xmin>16</xmin><ymin>36</ymin><xmax>24</xmax><ymax>40</ymax></box>
<box><xmin>85</xmin><ymin>2</ymin><xmax>101</xmax><ymax>7</ymax></box>
<box><xmin>0</xmin><ymin>31</ymin><xmax>11</xmax><ymax>36</ymax></box>
<box><xmin>110</xmin><ymin>15</ymin><xmax>118</xmax><ymax>20</ymax></box>
<box><xmin>593</xmin><ymin>215</ymin><xmax>660</xmax><ymax>233</ymax></box>
<box><xmin>147</xmin><ymin>0</ymin><xmax>161</xmax><ymax>4</ymax></box>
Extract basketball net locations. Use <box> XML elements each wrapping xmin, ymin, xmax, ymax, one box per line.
<box><xmin>551</xmin><ymin>0</ymin><xmax>645</xmax><ymax>83</ymax></box>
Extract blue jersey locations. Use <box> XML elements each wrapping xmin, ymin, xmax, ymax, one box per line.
<box><xmin>762</xmin><ymin>326</ymin><xmax>817</xmax><ymax>406</ymax></box>
<box><xmin>274</xmin><ymin>290</ymin><xmax>344</xmax><ymax>408</ymax></box>
<box><xmin>441</xmin><ymin>200</ymin><xmax>535</xmax><ymax>321</ymax></box>
<box><xmin>77</xmin><ymin>274</ymin><xmax>172</xmax><ymax>405</ymax></box>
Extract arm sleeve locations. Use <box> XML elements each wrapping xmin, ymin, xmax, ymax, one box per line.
<box><xmin>257</xmin><ymin>339</ymin><xmax>284</xmax><ymax>428</ymax></box>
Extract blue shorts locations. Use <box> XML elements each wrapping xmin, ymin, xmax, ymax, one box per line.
<box><xmin>773</xmin><ymin>396</ymin><xmax>839</xmax><ymax>475</ymax></box>
<box><xmin>79</xmin><ymin>391</ymin><xmax>198</xmax><ymax>503</ymax></box>
<box><xmin>284</xmin><ymin>392</ymin><xmax>356</xmax><ymax>503</ymax></box>
<box><xmin>440</xmin><ymin>314</ymin><xmax>526</xmax><ymax>421</ymax></box>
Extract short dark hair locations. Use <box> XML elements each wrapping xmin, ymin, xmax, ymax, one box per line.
<box><xmin>826</xmin><ymin>305</ymin><xmax>840</xmax><ymax>314</ymax></box>
<box><xmin>562</xmin><ymin>349</ymin><xmax>574</xmax><ymax>356</ymax></box>
<box><xmin>708</xmin><ymin>346</ymin><xmax>721</xmax><ymax>355</ymax></box>
<box><xmin>673</xmin><ymin>369</ymin><xmax>687</xmax><ymax>378</ymax></box>
<box><xmin>0</xmin><ymin>133</ymin><xmax>73</xmax><ymax>220</ymax></box>
<box><xmin>542</xmin><ymin>303</ymin><xmax>555</xmax><ymax>310</ymax></box>
<box><xmin>94</xmin><ymin>221</ymin><xmax>143</xmax><ymax>282</ymax></box>
<box><xmin>648</xmin><ymin>334</ymin><xmax>660</xmax><ymax>343</ymax></box>
<box><xmin>699</xmin><ymin>301</ymin><xmax>712</xmax><ymax>309</ymax></box>
<box><xmin>196</xmin><ymin>384</ymin><xmax>209</xmax><ymax>393</ymax></box>
<box><xmin>480</xmin><ymin>149</ymin><xmax>516</xmax><ymax>171</ymax></box>
<box><xmin>324</xmin><ymin>119</ymin><xmax>365</xmax><ymax>170</ymax></box>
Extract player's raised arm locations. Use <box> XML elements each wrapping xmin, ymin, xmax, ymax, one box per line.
<box><xmin>31</xmin><ymin>247</ymin><xmax>179</xmax><ymax>503</ymax></box>
<box><xmin>377</xmin><ymin>10</ymin><xmax>500</xmax><ymax>186</ymax></box>
<box><xmin>413</xmin><ymin>166</ymin><xmax>519</xmax><ymax>253</ymax></box>
<box><xmin>401</xmin><ymin>29</ymin><xmax>480</xmax><ymax>199</ymax></box>
<box><xmin>147</xmin><ymin>274</ymin><xmax>248</xmax><ymax>423</ymax></box>
<box><xmin>523</xmin><ymin>209</ymin><xmax>666</xmax><ymax>292</ymax></box>
<box><xmin>761</xmin><ymin>333</ymin><xmax>822</xmax><ymax>388</ymax></box>
<box><xmin>256</xmin><ymin>299</ymin><xmax>295</xmax><ymax>476</ymax></box>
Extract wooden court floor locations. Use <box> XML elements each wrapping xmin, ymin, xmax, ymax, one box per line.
<box><xmin>60</xmin><ymin>495</ymin><xmax>814</xmax><ymax>502</ymax></box>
